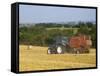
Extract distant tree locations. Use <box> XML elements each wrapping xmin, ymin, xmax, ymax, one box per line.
<box><xmin>19</xmin><ymin>22</ymin><xmax>96</xmax><ymax>48</ymax></box>
<box><xmin>89</xmin><ymin>25</ymin><xmax>96</xmax><ymax>48</ymax></box>
<box><xmin>78</xmin><ymin>25</ymin><xmax>90</xmax><ymax>35</ymax></box>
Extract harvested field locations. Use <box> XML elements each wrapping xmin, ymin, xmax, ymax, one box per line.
<box><xmin>19</xmin><ymin>45</ymin><xmax>96</xmax><ymax>71</ymax></box>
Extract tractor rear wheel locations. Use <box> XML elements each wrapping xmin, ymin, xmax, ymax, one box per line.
<box><xmin>57</xmin><ymin>46</ymin><xmax>64</xmax><ymax>54</ymax></box>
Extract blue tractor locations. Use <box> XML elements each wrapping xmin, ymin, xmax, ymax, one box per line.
<box><xmin>47</xmin><ymin>36</ymin><xmax>69</xmax><ymax>54</ymax></box>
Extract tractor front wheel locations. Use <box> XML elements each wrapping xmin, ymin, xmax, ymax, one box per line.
<box><xmin>47</xmin><ymin>48</ymin><xmax>51</xmax><ymax>54</ymax></box>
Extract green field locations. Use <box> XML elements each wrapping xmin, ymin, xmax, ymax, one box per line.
<box><xmin>19</xmin><ymin>45</ymin><xmax>96</xmax><ymax>71</ymax></box>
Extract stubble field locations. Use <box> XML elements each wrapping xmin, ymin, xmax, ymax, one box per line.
<box><xmin>19</xmin><ymin>45</ymin><xmax>96</xmax><ymax>71</ymax></box>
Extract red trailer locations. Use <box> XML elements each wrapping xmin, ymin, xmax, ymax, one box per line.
<box><xmin>69</xmin><ymin>35</ymin><xmax>92</xmax><ymax>54</ymax></box>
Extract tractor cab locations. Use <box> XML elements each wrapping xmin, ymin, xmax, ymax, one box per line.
<box><xmin>54</xmin><ymin>36</ymin><xmax>68</xmax><ymax>46</ymax></box>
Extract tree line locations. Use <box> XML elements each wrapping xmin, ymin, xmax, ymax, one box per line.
<box><xmin>19</xmin><ymin>22</ymin><xmax>96</xmax><ymax>48</ymax></box>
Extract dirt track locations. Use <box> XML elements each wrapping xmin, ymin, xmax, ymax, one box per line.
<box><xmin>19</xmin><ymin>45</ymin><xmax>96</xmax><ymax>71</ymax></box>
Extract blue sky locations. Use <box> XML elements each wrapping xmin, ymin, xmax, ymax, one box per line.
<box><xmin>19</xmin><ymin>5</ymin><xmax>96</xmax><ymax>24</ymax></box>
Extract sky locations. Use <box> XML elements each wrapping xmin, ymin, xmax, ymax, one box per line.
<box><xmin>19</xmin><ymin>4</ymin><xmax>96</xmax><ymax>24</ymax></box>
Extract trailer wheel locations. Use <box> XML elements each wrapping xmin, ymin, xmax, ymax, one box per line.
<box><xmin>73</xmin><ymin>48</ymin><xmax>80</xmax><ymax>54</ymax></box>
<box><xmin>57</xmin><ymin>46</ymin><xmax>63</xmax><ymax>54</ymax></box>
<box><xmin>85</xmin><ymin>48</ymin><xmax>90</xmax><ymax>53</ymax></box>
<box><xmin>76</xmin><ymin>50</ymin><xmax>80</xmax><ymax>54</ymax></box>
